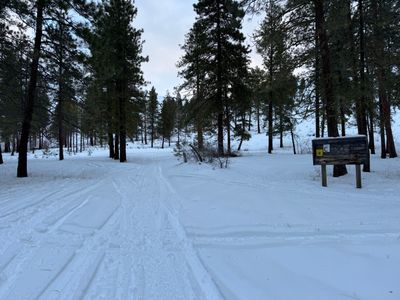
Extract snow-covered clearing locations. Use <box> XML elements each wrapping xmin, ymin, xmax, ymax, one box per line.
<box><xmin>0</xmin><ymin>140</ymin><xmax>400</xmax><ymax>300</ymax></box>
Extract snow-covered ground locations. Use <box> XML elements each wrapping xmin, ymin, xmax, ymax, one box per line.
<box><xmin>0</xmin><ymin>135</ymin><xmax>400</xmax><ymax>300</ymax></box>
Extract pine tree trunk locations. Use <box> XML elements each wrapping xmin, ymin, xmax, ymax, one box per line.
<box><xmin>268</xmin><ymin>99</ymin><xmax>273</xmax><ymax>154</ymax></box>
<box><xmin>315</xmin><ymin>86</ymin><xmax>321</xmax><ymax>138</ymax></box>
<box><xmin>57</xmin><ymin>65</ymin><xmax>64</xmax><ymax>161</ymax></box>
<box><xmin>380</xmin><ymin>79</ymin><xmax>396</xmax><ymax>158</ymax></box>
<box><xmin>0</xmin><ymin>144</ymin><xmax>3</xmax><ymax>164</ymax></box>
<box><xmin>107</xmin><ymin>88</ymin><xmax>114</xmax><ymax>158</ymax></box>
<box><xmin>144</xmin><ymin>115</ymin><xmax>148</xmax><ymax>145</ymax></box>
<box><xmin>11</xmin><ymin>137</ymin><xmax>15</xmax><ymax>156</ymax></box>
<box><xmin>315</xmin><ymin>32</ymin><xmax>321</xmax><ymax>138</ymax></box>
<box><xmin>119</xmin><ymin>83</ymin><xmax>127</xmax><ymax>163</ymax></box>
<box><xmin>237</xmin><ymin>138</ymin><xmax>243</xmax><ymax>152</ymax></box>
<box><xmin>268</xmin><ymin>33</ymin><xmax>274</xmax><ymax>154</ymax></box>
<box><xmin>114</xmin><ymin>134</ymin><xmax>119</xmax><ymax>160</ymax></box>
<box><xmin>162</xmin><ymin>137</ymin><xmax>164</xmax><ymax>149</ymax></box>
<box><xmin>314</xmin><ymin>0</ymin><xmax>347</xmax><ymax>177</ymax></box>
<box><xmin>367</xmin><ymin>113</ymin><xmax>375</xmax><ymax>154</ymax></box>
<box><xmin>378</xmin><ymin>100</ymin><xmax>386</xmax><ymax>158</ymax></box>
<box><xmin>248</xmin><ymin>110</ymin><xmax>251</xmax><ymax>131</ymax></box>
<box><xmin>290</xmin><ymin>122</ymin><xmax>296</xmax><ymax>155</ymax></box>
<box><xmin>372</xmin><ymin>0</ymin><xmax>397</xmax><ymax>159</ymax></box>
<box><xmin>16</xmin><ymin>133</ymin><xmax>20</xmax><ymax>153</ymax></box>
<box><xmin>237</xmin><ymin>115</ymin><xmax>246</xmax><ymax>151</ymax></box>
<box><xmin>356</xmin><ymin>0</ymin><xmax>368</xmax><ymax>137</ymax></box>
<box><xmin>17</xmin><ymin>0</ymin><xmax>45</xmax><ymax>177</ymax></box>
<box><xmin>226</xmin><ymin>104</ymin><xmax>231</xmax><ymax>155</ymax></box>
<box><xmin>279</xmin><ymin>113</ymin><xmax>283</xmax><ymax>148</ymax></box>
<box><xmin>197</xmin><ymin>119</ymin><xmax>204</xmax><ymax>151</ymax></box>
<box><xmin>354</xmin><ymin>0</ymin><xmax>370</xmax><ymax>171</ymax></box>
<box><xmin>5</xmin><ymin>139</ymin><xmax>10</xmax><ymax>153</ymax></box>
<box><xmin>320</xmin><ymin>105</ymin><xmax>326</xmax><ymax>137</ymax></box>
<box><xmin>257</xmin><ymin>107</ymin><xmax>261</xmax><ymax>134</ymax></box>
<box><xmin>151</xmin><ymin>120</ymin><xmax>154</xmax><ymax>148</ymax></box>
<box><xmin>108</xmin><ymin>132</ymin><xmax>114</xmax><ymax>158</ymax></box>
<box><xmin>216</xmin><ymin>0</ymin><xmax>224</xmax><ymax>156</ymax></box>
<box><xmin>340</xmin><ymin>105</ymin><xmax>346</xmax><ymax>137</ymax></box>
<box><xmin>75</xmin><ymin>132</ymin><xmax>78</xmax><ymax>154</ymax></box>
<box><xmin>38</xmin><ymin>131</ymin><xmax>42</xmax><ymax>149</ymax></box>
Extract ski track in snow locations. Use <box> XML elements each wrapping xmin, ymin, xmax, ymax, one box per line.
<box><xmin>0</xmin><ymin>154</ymin><xmax>223</xmax><ymax>300</ymax></box>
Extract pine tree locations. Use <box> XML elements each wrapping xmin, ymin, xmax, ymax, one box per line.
<box><xmin>370</xmin><ymin>0</ymin><xmax>397</xmax><ymax>158</ymax></box>
<box><xmin>255</xmin><ymin>0</ymin><xmax>296</xmax><ymax>154</ymax></box>
<box><xmin>45</xmin><ymin>3</ymin><xmax>82</xmax><ymax>160</ymax></box>
<box><xmin>17</xmin><ymin>0</ymin><xmax>47</xmax><ymax>178</ymax></box>
<box><xmin>314</xmin><ymin>0</ymin><xmax>348</xmax><ymax>177</ymax></box>
<box><xmin>89</xmin><ymin>0</ymin><xmax>146</xmax><ymax>161</ymax></box>
<box><xmin>180</xmin><ymin>0</ymin><xmax>249</xmax><ymax>155</ymax></box>
<box><xmin>0</xmin><ymin>31</ymin><xmax>29</xmax><ymax>154</ymax></box>
<box><xmin>178</xmin><ymin>21</ymin><xmax>209</xmax><ymax>151</ymax></box>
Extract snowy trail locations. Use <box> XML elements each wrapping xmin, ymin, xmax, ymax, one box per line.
<box><xmin>0</xmin><ymin>154</ymin><xmax>223</xmax><ymax>300</ymax></box>
<box><xmin>1</xmin><ymin>148</ymin><xmax>399</xmax><ymax>300</ymax></box>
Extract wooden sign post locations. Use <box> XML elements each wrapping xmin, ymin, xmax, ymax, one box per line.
<box><xmin>312</xmin><ymin>136</ymin><xmax>369</xmax><ymax>189</ymax></box>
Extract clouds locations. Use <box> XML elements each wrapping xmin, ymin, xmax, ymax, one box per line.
<box><xmin>134</xmin><ymin>0</ymin><xmax>262</xmax><ymax>96</ymax></box>
<box><xmin>134</xmin><ymin>0</ymin><xmax>195</xmax><ymax>95</ymax></box>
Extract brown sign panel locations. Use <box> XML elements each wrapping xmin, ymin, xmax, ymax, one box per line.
<box><xmin>312</xmin><ymin>136</ymin><xmax>369</xmax><ymax>165</ymax></box>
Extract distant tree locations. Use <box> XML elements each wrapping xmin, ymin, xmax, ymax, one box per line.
<box><xmin>148</xmin><ymin>87</ymin><xmax>158</xmax><ymax>148</ymax></box>
<box><xmin>175</xmin><ymin>92</ymin><xmax>184</xmax><ymax>145</ymax></box>
<box><xmin>247</xmin><ymin>67</ymin><xmax>266</xmax><ymax>135</ymax></box>
<box><xmin>255</xmin><ymin>0</ymin><xmax>296</xmax><ymax>154</ymax></box>
<box><xmin>159</xmin><ymin>94</ymin><xmax>176</xmax><ymax>148</ymax></box>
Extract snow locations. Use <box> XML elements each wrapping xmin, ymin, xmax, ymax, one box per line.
<box><xmin>0</xmin><ymin>136</ymin><xmax>400</xmax><ymax>299</ymax></box>
<box><xmin>313</xmin><ymin>134</ymin><xmax>368</xmax><ymax>140</ymax></box>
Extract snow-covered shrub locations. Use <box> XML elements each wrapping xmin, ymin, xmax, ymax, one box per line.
<box><xmin>174</xmin><ymin>141</ymin><xmax>230</xmax><ymax>168</ymax></box>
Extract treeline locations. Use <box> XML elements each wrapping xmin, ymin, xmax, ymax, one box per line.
<box><xmin>1</xmin><ymin>0</ymin><xmax>399</xmax><ymax>178</ymax></box>
<box><xmin>0</xmin><ymin>0</ymin><xmax>147</xmax><ymax>176</ymax></box>
<box><xmin>177</xmin><ymin>0</ymin><xmax>399</xmax><ymax>176</ymax></box>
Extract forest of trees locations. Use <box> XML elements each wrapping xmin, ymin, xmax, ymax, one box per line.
<box><xmin>1</xmin><ymin>0</ymin><xmax>399</xmax><ymax>177</ymax></box>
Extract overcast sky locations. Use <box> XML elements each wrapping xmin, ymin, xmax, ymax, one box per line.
<box><xmin>133</xmin><ymin>0</ymin><xmax>263</xmax><ymax>97</ymax></box>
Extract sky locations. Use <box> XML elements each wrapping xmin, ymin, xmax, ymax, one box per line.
<box><xmin>133</xmin><ymin>0</ymin><xmax>263</xmax><ymax>97</ymax></box>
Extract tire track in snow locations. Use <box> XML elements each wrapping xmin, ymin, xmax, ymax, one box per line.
<box><xmin>69</xmin><ymin>252</ymin><xmax>105</xmax><ymax>300</ymax></box>
<box><xmin>155</xmin><ymin>165</ymin><xmax>224</xmax><ymax>300</ymax></box>
<box><xmin>99</xmin><ymin>163</ymin><xmax>204</xmax><ymax>300</ymax></box>
<box><xmin>0</xmin><ymin>187</ymin><xmax>68</xmax><ymax>219</ymax></box>
<box><xmin>191</xmin><ymin>231</ymin><xmax>400</xmax><ymax>250</ymax></box>
<box><xmin>0</xmin><ymin>177</ymin><xmax>102</xmax><ymax>233</ymax></box>
<box><xmin>0</xmin><ymin>184</ymin><xmax>106</xmax><ymax>297</ymax></box>
<box><xmin>0</xmin><ymin>164</ymin><xmax>126</xmax><ymax>300</ymax></box>
<box><xmin>109</xmin><ymin>165</ymin><xmax>147</xmax><ymax>300</ymax></box>
<box><xmin>46</xmin><ymin>165</ymin><xmax>144</xmax><ymax>299</ymax></box>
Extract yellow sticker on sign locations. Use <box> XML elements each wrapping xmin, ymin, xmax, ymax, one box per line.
<box><xmin>316</xmin><ymin>149</ymin><xmax>324</xmax><ymax>157</ymax></box>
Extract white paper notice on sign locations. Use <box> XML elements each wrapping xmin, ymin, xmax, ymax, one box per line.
<box><xmin>323</xmin><ymin>144</ymin><xmax>331</xmax><ymax>153</ymax></box>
